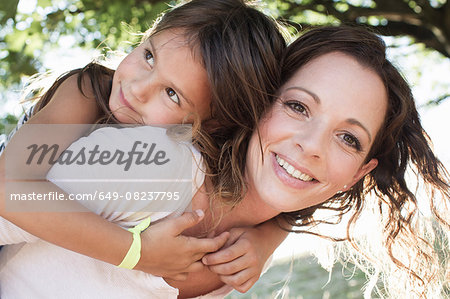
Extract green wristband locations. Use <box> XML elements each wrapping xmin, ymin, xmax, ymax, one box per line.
<box><xmin>118</xmin><ymin>216</ymin><xmax>151</xmax><ymax>269</ymax></box>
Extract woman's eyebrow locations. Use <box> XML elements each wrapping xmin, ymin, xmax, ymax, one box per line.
<box><xmin>285</xmin><ymin>86</ymin><xmax>321</xmax><ymax>104</ymax></box>
<box><xmin>285</xmin><ymin>86</ymin><xmax>372</xmax><ymax>142</ymax></box>
<box><xmin>346</xmin><ymin>118</ymin><xmax>372</xmax><ymax>142</ymax></box>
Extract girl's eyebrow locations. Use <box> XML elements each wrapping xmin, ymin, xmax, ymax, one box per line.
<box><xmin>170</xmin><ymin>83</ymin><xmax>193</xmax><ymax>107</ymax></box>
<box><xmin>148</xmin><ymin>39</ymin><xmax>157</xmax><ymax>58</ymax></box>
<box><xmin>147</xmin><ymin>38</ymin><xmax>192</xmax><ymax>107</ymax></box>
<box><xmin>285</xmin><ymin>86</ymin><xmax>372</xmax><ymax>142</ymax></box>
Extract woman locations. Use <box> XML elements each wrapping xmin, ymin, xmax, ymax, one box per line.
<box><xmin>0</xmin><ymin>26</ymin><xmax>448</xmax><ymax>298</ymax></box>
<box><xmin>273</xmin><ymin>26</ymin><xmax>449</xmax><ymax>298</ymax></box>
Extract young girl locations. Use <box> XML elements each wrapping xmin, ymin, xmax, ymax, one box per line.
<box><xmin>0</xmin><ymin>0</ymin><xmax>288</xmax><ymax>291</ymax></box>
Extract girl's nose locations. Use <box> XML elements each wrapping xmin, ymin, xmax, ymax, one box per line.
<box><xmin>130</xmin><ymin>76</ymin><xmax>154</xmax><ymax>104</ymax></box>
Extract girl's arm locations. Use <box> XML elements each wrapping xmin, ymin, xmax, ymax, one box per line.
<box><xmin>0</xmin><ymin>73</ymin><xmax>226</xmax><ymax>277</ymax></box>
<box><xmin>0</xmin><ymin>72</ymin><xmax>133</xmax><ymax>263</ymax></box>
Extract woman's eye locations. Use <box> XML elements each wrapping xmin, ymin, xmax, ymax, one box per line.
<box><xmin>166</xmin><ymin>88</ymin><xmax>180</xmax><ymax>104</ymax></box>
<box><xmin>144</xmin><ymin>49</ymin><xmax>154</xmax><ymax>67</ymax></box>
<box><xmin>342</xmin><ymin>134</ymin><xmax>361</xmax><ymax>151</ymax></box>
<box><xmin>286</xmin><ymin>101</ymin><xmax>308</xmax><ymax>115</ymax></box>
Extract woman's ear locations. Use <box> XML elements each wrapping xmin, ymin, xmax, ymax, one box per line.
<box><xmin>344</xmin><ymin>158</ymin><xmax>378</xmax><ymax>191</ymax></box>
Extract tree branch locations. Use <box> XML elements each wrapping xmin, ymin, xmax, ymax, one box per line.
<box><xmin>281</xmin><ymin>0</ymin><xmax>449</xmax><ymax>58</ymax></box>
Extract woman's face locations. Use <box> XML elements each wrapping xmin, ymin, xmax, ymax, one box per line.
<box><xmin>246</xmin><ymin>52</ymin><xmax>387</xmax><ymax>213</ymax></box>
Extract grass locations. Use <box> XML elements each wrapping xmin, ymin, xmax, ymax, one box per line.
<box><xmin>227</xmin><ymin>255</ymin><xmax>368</xmax><ymax>299</ymax></box>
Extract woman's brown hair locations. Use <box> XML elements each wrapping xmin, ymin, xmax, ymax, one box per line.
<box><xmin>278</xmin><ymin>25</ymin><xmax>449</xmax><ymax>297</ymax></box>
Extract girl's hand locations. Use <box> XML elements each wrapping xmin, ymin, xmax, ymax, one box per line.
<box><xmin>202</xmin><ymin>219</ymin><xmax>289</xmax><ymax>293</ymax></box>
<box><xmin>136</xmin><ymin>210</ymin><xmax>229</xmax><ymax>280</ymax></box>
<box><xmin>201</xmin><ymin>227</ymin><xmax>269</xmax><ymax>293</ymax></box>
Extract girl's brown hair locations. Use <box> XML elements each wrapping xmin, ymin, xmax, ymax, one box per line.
<box><xmin>146</xmin><ymin>0</ymin><xmax>286</xmax><ymax>204</ymax></box>
<box><xmin>278</xmin><ymin>25</ymin><xmax>449</xmax><ymax>297</ymax></box>
<box><xmin>32</xmin><ymin>0</ymin><xmax>286</xmax><ymax>203</ymax></box>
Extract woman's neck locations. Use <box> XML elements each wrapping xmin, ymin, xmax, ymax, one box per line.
<box><xmin>189</xmin><ymin>179</ymin><xmax>280</xmax><ymax>236</ymax></box>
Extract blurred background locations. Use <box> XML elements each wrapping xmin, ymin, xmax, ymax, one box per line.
<box><xmin>0</xmin><ymin>0</ymin><xmax>449</xmax><ymax>297</ymax></box>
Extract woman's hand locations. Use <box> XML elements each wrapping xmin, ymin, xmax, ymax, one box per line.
<box><xmin>136</xmin><ymin>210</ymin><xmax>229</xmax><ymax>280</ymax></box>
<box><xmin>202</xmin><ymin>219</ymin><xmax>289</xmax><ymax>293</ymax></box>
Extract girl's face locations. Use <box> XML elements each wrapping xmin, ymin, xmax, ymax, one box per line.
<box><xmin>245</xmin><ymin>52</ymin><xmax>387</xmax><ymax>213</ymax></box>
<box><xmin>109</xmin><ymin>29</ymin><xmax>212</xmax><ymax>125</ymax></box>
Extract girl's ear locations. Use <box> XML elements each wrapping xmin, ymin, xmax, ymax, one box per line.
<box><xmin>344</xmin><ymin>158</ymin><xmax>378</xmax><ymax>191</ymax></box>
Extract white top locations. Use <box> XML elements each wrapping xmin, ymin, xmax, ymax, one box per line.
<box><xmin>0</xmin><ymin>126</ymin><xmax>234</xmax><ymax>298</ymax></box>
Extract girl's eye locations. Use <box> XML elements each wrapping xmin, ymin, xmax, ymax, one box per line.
<box><xmin>285</xmin><ymin>101</ymin><xmax>308</xmax><ymax>116</ymax></box>
<box><xmin>166</xmin><ymin>88</ymin><xmax>180</xmax><ymax>104</ymax></box>
<box><xmin>342</xmin><ymin>133</ymin><xmax>362</xmax><ymax>151</ymax></box>
<box><xmin>144</xmin><ymin>49</ymin><xmax>154</xmax><ymax>67</ymax></box>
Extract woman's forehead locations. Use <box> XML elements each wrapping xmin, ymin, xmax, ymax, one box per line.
<box><xmin>280</xmin><ymin>52</ymin><xmax>388</xmax><ymax>140</ymax></box>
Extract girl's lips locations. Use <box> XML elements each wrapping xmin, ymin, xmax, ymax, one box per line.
<box><xmin>119</xmin><ymin>87</ymin><xmax>136</xmax><ymax>112</ymax></box>
<box><xmin>271</xmin><ymin>152</ymin><xmax>317</xmax><ymax>189</ymax></box>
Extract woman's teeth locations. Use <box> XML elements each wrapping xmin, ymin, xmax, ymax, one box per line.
<box><xmin>276</xmin><ymin>155</ymin><xmax>314</xmax><ymax>182</ymax></box>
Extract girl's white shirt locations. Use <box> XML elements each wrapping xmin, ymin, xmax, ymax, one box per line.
<box><xmin>0</xmin><ymin>126</ymin><xmax>234</xmax><ymax>298</ymax></box>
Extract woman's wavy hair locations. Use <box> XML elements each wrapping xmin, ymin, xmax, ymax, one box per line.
<box><xmin>278</xmin><ymin>25</ymin><xmax>449</xmax><ymax>297</ymax></box>
<box><xmin>31</xmin><ymin>0</ymin><xmax>286</xmax><ymax>204</ymax></box>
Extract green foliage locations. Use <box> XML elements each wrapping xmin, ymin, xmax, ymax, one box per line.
<box><xmin>0</xmin><ymin>113</ymin><xmax>19</xmax><ymax>135</ymax></box>
<box><xmin>0</xmin><ymin>0</ymin><xmax>171</xmax><ymax>86</ymax></box>
<box><xmin>0</xmin><ymin>0</ymin><xmax>19</xmax><ymax>25</ymax></box>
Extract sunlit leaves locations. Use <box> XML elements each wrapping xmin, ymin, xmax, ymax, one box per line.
<box><xmin>0</xmin><ymin>0</ymin><xmax>20</xmax><ymax>25</ymax></box>
<box><xmin>0</xmin><ymin>0</ymin><xmax>169</xmax><ymax>86</ymax></box>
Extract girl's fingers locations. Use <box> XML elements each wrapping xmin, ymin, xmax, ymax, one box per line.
<box><xmin>184</xmin><ymin>261</ymin><xmax>206</xmax><ymax>273</ymax></box>
<box><xmin>164</xmin><ymin>272</ymin><xmax>188</xmax><ymax>281</ymax></box>
<box><xmin>169</xmin><ymin>210</ymin><xmax>205</xmax><ymax>234</ymax></box>
<box><xmin>203</xmin><ymin>238</ymin><xmax>248</xmax><ymax>265</ymax></box>
<box><xmin>233</xmin><ymin>277</ymin><xmax>257</xmax><ymax>293</ymax></box>
<box><xmin>190</xmin><ymin>231</ymin><xmax>229</xmax><ymax>255</ymax></box>
<box><xmin>207</xmin><ymin>255</ymin><xmax>248</xmax><ymax>275</ymax></box>
<box><xmin>218</xmin><ymin>269</ymin><xmax>256</xmax><ymax>292</ymax></box>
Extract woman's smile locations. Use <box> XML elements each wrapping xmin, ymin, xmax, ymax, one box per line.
<box><xmin>271</xmin><ymin>152</ymin><xmax>317</xmax><ymax>190</ymax></box>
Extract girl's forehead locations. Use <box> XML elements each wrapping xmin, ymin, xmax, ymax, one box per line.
<box><xmin>146</xmin><ymin>30</ymin><xmax>201</xmax><ymax>62</ymax></box>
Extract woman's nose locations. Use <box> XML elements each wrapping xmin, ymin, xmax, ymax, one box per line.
<box><xmin>296</xmin><ymin>125</ymin><xmax>327</xmax><ymax>159</ymax></box>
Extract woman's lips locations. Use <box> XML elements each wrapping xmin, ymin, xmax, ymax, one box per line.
<box><xmin>271</xmin><ymin>152</ymin><xmax>316</xmax><ymax>189</ymax></box>
<box><xmin>119</xmin><ymin>87</ymin><xmax>136</xmax><ymax>112</ymax></box>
